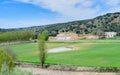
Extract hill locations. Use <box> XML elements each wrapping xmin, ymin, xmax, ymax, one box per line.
<box><xmin>1</xmin><ymin>12</ymin><xmax>120</xmax><ymax>36</ymax></box>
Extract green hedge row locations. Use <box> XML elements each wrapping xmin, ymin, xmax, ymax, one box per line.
<box><xmin>0</xmin><ymin>30</ymin><xmax>34</xmax><ymax>42</ymax></box>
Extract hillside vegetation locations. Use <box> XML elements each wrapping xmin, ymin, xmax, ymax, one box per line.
<box><xmin>46</xmin><ymin>12</ymin><xmax>120</xmax><ymax>36</ymax></box>
<box><xmin>1</xmin><ymin>12</ymin><xmax>120</xmax><ymax>37</ymax></box>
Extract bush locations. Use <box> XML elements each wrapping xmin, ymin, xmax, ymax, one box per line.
<box><xmin>0</xmin><ymin>64</ymin><xmax>10</xmax><ymax>75</ymax></box>
<box><xmin>4</xmin><ymin>48</ymin><xmax>17</xmax><ymax>60</ymax></box>
<box><xmin>0</xmin><ymin>48</ymin><xmax>15</xmax><ymax>70</ymax></box>
<box><xmin>0</xmin><ymin>64</ymin><xmax>33</xmax><ymax>75</ymax></box>
<box><xmin>11</xmin><ymin>67</ymin><xmax>33</xmax><ymax>75</ymax></box>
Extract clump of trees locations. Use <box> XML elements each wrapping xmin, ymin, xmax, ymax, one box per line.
<box><xmin>0</xmin><ymin>30</ymin><xmax>34</xmax><ymax>42</ymax></box>
<box><xmin>38</xmin><ymin>30</ymin><xmax>48</xmax><ymax>68</ymax></box>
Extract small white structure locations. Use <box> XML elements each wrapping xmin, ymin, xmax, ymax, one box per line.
<box><xmin>105</xmin><ymin>32</ymin><xmax>117</xmax><ymax>38</ymax></box>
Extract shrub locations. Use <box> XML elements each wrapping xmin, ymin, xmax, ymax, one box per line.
<box><xmin>0</xmin><ymin>48</ymin><xmax>15</xmax><ymax>70</ymax></box>
<box><xmin>11</xmin><ymin>67</ymin><xmax>33</xmax><ymax>75</ymax></box>
<box><xmin>0</xmin><ymin>64</ymin><xmax>33</xmax><ymax>75</ymax></box>
<box><xmin>0</xmin><ymin>64</ymin><xmax>10</xmax><ymax>75</ymax></box>
<box><xmin>4</xmin><ymin>48</ymin><xmax>17</xmax><ymax>60</ymax></box>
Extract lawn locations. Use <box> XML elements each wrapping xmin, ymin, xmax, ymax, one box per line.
<box><xmin>1</xmin><ymin>42</ymin><xmax>120</xmax><ymax>68</ymax></box>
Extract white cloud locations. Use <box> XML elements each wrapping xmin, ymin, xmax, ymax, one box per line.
<box><xmin>15</xmin><ymin>0</ymin><xmax>100</xmax><ymax>20</ymax></box>
<box><xmin>16</xmin><ymin>0</ymin><xmax>120</xmax><ymax>20</ymax></box>
<box><xmin>100</xmin><ymin>0</ymin><xmax>120</xmax><ymax>14</ymax></box>
<box><xmin>106</xmin><ymin>0</ymin><xmax>120</xmax><ymax>6</ymax></box>
<box><xmin>107</xmin><ymin>6</ymin><xmax>120</xmax><ymax>13</ymax></box>
<box><xmin>1</xmin><ymin>0</ymin><xmax>120</xmax><ymax>28</ymax></box>
<box><xmin>1</xmin><ymin>1</ymin><xmax>16</xmax><ymax>4</ymax></box>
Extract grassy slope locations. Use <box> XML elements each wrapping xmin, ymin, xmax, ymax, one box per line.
<box><xmin>1</xmin><ymin>42</ymin><xmax>120</xmax><ymax>68</ymax></box>
<box><xmin>47</xmin><ymin>43</ymin><xmax>120</xmax><ymax>67</ymax></box>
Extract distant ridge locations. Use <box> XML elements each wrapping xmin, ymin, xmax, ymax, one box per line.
<box><xmin>1</xmin><ymin>12</ymin><xmax>120</xmax><ymax>36</ymax></box>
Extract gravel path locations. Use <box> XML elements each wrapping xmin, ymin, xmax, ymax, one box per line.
<box><xmin>22</xmin><ymin>67</ymin><xmax>119</xmax><ymax>75</ymax></box>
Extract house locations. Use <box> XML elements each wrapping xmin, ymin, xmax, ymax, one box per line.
<box><xmin>105</xmin><ymin>32</ymin><xmax>117</xmax><ymax>38</ymax></box>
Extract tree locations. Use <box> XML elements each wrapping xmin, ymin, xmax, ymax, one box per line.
<box><xmin>42</xmin><ymin>30</ymin><xmax>49</xmax><ymax>41</ymax></box>
<box><xmin>96</xmin><ymin>29</ymin><xmax>105</xmax><ymax>38</ymax></box>
<box><xmin>38</xmin><ymin>30</ymin><xmax>48</xmax><ymax>68</ymax></box>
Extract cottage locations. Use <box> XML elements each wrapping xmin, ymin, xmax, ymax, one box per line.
<box><xmin>105</xmin><ymin>32</ymin><xmax>117</xmax><ymax>38</ymax></box>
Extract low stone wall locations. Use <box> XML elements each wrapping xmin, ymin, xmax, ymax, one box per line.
<box><xmin>15</xmin><ymin>62</ymin><xmax>120</xmax><ymax>72</ymax></box>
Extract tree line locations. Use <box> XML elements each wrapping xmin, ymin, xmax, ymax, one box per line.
<box><xmin>0</xmin><ymin>30</ymin><xmax>34</xmax><ymax>42</ymax></box>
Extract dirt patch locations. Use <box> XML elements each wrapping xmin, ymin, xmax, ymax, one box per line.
<box><xmin>22</xmin><ymin>67</ymin><xmax>119</xmax><ymax>75</ymax></box>
<box><xmin>16</xmin><ymin>62</ymin><xmax>120</xmax><ymax>75</ymax></box>
<box><xmin>16</xmin><ymin>62</ymin><xmax>120</xmax><ymax>72</ymax></box>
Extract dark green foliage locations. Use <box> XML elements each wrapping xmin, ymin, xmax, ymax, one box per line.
<box><xmin>45</xmin><ymin>12</ymin><xmax>120</xmax><ymax>36</ymax></box>
<box><xmin>0</xmin><ymin>49</ymin><xmax>15</xmax><ymax>70</ymax></box>
<box><xmin>0</xmin><ymin>30</ymin><xmax>34</xmax><ymax>42</ymax></box>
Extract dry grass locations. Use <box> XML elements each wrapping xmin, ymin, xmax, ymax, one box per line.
<box><xmin>67</xmin><ymin>43</ymin><xmax>93</xmax><ymax>50</ymax></box>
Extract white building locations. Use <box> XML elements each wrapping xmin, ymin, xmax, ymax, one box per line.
<box><xmin>105</xmin><ymin>32</ymin><xmax>117</xmax><ymax>38</ymax></box>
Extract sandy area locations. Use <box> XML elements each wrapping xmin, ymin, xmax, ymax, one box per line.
<box><xmin>48</xmin><ymin>47</ymin><xmax>73</xmax><ymax>53</ymax></box>
<box><xmin>22</xmin><ymin>67</ymin><xmax>119</xmax><ymax>75</ymax></box>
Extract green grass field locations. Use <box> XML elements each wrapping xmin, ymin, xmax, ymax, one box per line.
<box><xmin>1</xmin><ymin>42</ymin><xmax>120</xmax><ymax>68</ymax></box>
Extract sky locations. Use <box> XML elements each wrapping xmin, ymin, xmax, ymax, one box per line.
<box><xmin>0</xmin><ymin>0</ymin><xmax>120</xmax><ymax>29</ymax></box>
